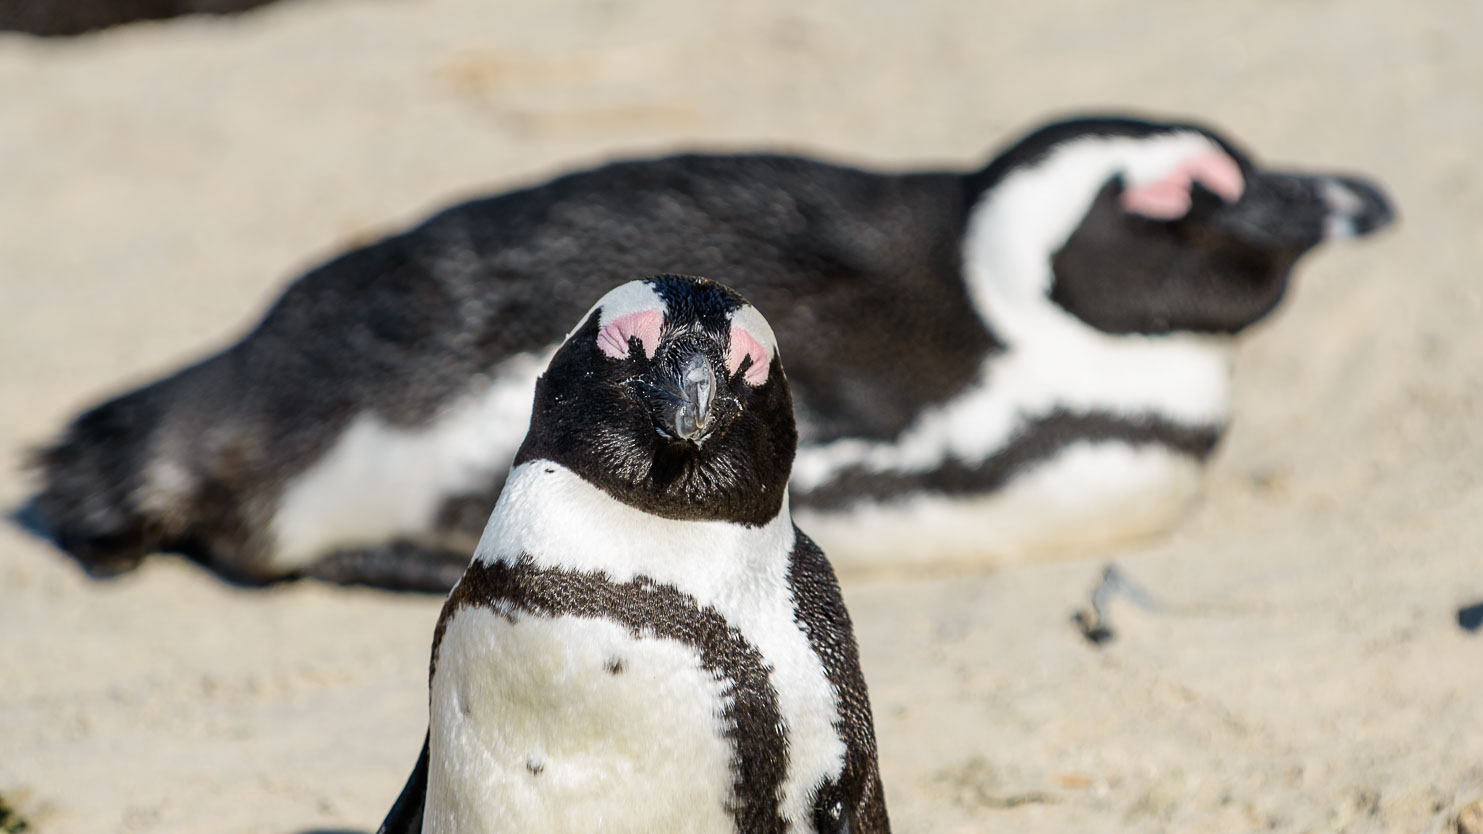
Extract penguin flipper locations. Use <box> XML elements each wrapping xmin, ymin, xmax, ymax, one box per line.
<box><xmin>377</xmin><ymin>732</ymin><xmax>429</xmax><ymax>834</ymax></box>
<box><xmin>303</xmin><ymin>542</ymin><xmax>469</xmax><ymax>593</ymax></box>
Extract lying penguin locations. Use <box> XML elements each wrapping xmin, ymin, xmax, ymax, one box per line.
<box><xmin>0</xmin><ymin>0</ymin><xmax>280</xmax><ymax>36</ymax></box>
<box><xmin>378</xmin><ymin>276</ymin><xmax>888</xmax><ymax>833</ymax></box>
<box><xmin>26</xmin><ymin>113</ymin><xmax>1395</xmax><ymax>590</ymax></box>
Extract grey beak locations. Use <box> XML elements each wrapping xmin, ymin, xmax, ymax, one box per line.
<box><xmin>1217</xmin><ymin>169</ymin><xmax>1396</xmax><ymax>251</ymax></box>
<box><xmin>1313</xmin><ymin>175</ymin><xmax>1395</xmax><ymax>240</ymax></box>
<box><xmin>671</xmin><ymin>350</ymin><xmax>715</xmax><ymax>441</ymax></box>
<box><xmin>626</xmin><ymin>345</ymin><xmax>719</xmax><ymax>443</ymax></box>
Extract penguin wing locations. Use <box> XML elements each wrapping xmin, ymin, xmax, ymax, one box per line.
<box><xmin>376</xmin><ymin>732</ymin><xmax>429</xmax><ymax>834</ymax></box>
<box><xmin>786</xmin><ymin>531</ymin><xmax>891</xmax><ymax>834</ymax></box>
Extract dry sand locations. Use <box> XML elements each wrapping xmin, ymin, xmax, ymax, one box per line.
<box><xmin>1</xmin><ymin>1</ymin><xmax>1480</xmax><ymax>831</ymax></box>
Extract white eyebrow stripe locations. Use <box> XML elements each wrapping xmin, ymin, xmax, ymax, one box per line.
<box><xmin>728</xmin><ymin>303</ymin><xmax>779</xmax><ymax>362</ymax></box>
<box><xmin>565</xmin><ymin>280</ymin><xmax>669</xmax><ymax>343</ymax></box>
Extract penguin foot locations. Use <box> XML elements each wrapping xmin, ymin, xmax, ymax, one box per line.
<box><xmin>1072</xmin><ymin>563</ymin><xmax>1165</xmax><ymax>646</ymax></box>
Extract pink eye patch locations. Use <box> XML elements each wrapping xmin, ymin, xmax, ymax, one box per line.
<box><xmin>597</xmin><ymin>310</ymin><xmax>664</xmax><ymax>360</ymax></box>
<box><xmin>727</xmin><ymin>324</ymin><xmax>770</xmax><ymax>386</ymax></box>
<box><xmin>1120</xmin><ymin>151</ymin><xmax>1245</xmax><ymax>220</ymax></box>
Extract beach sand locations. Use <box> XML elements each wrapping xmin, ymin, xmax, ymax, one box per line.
<box><xmin>1</xmin><ymin>1</ymin><xmax>1479</xmax><ymax>831</ymax></box>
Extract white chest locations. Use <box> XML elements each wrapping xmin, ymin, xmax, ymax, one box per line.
<box><xmin>795</xmin><ymin>439</ymin><xmax>1205</xmax><ymax>577</ymax></box>
<box><xmin>789</xmin><ymin>337</ymin><xmax>1228</xmax><ymax>570</ymax></box>
<box><xmin>266</xmin><ymin>351</ymin><xmax>548</xmax><ymax>571</ymax></box>
<box><xmin>428</xmin><ymin>463</ymin><xmax>847</xmax><ymax>832</ymax></box>
<box><xmin>425</xmin><ymin>605</ymin><xmax>736</xmax><ymax>834</ymax></box>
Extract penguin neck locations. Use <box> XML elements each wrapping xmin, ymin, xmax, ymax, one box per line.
<box><xmin>473</xmin><ymin>461</ymin><xmax>798</xmax><ymax>600</ymax></box>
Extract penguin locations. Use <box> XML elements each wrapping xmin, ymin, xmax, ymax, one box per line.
<box><xmin>0</xmin><ymin>0</ymin><xmax>280</xmax><ymax>37</ymax></box>
<box><xmin>25</xmin><ymin>113</ymin><xmax>1396</xmax><ymax>589</ymax></box>
<box><xmin>376</xmin><ymin>275</ymin><xmax>888</xmax><ymax>834</ymax></box>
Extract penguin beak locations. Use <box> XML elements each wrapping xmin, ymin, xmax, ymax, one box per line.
<box><xmin>626</xmin><ymin>345</ymin><xmax>718</xmax><ymax>443</ymax></box>
<box><xmin>672</xmin><ymin>349</ymin><xmax>716</xmax><ymax>441</ymax></box>
<box><xmin>1206</xmin><ymin>168</ymin><xmax>1395</xmax><ymax>251</ymax></box>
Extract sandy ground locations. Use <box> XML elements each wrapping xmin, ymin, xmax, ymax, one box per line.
<box><xmin>1</xmin><ymin>0</ymin><xmax>1480</xmax><ymax>832</ymax></box>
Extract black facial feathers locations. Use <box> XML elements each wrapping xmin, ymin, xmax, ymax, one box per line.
<box><xmin>967</xmin><ymin>115</ymin><xmax>1394</xmax><ymax>335</ymax></box>
<box><xmin>514</xmin><ymin>276</ymin><xmax>797</xmax><ymax>526</ymax></box>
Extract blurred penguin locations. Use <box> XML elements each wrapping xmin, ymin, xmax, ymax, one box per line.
<box><xmin>27</xmin><ymin>113</ymin><xmax>1395</xmax><ymax>589</ymax></box>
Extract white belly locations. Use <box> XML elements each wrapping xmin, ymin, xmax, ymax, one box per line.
<box><xmin>266</xmin><ymin>351</ymin><xmax>549</xmax><ymax>572</ymax></box>
<box><xmin>425</xmin><ymin>604</ymin><xmax>737</xmax><ymax>834</ymax></box>
<box><xmin>795</xmin><ymin>441</ymin><xmax>1204</xmax><ymax>578</ymax></box>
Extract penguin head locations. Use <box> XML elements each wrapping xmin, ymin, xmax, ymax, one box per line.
<box><xmin>515</xmin><ymin>275</ymin><xmax>796</xmax><ymax>526</ymax></box>
<box><xmin>964</xmin><ymin>115</ymin><xmax>1395</xmax><ymax>336</ymax></box>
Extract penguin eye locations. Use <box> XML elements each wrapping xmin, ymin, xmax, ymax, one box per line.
<box><xmin>726</xmin><ymin>323</ymin><xmax>770</xmax><ymax>386</ymax></box>
<box><xmin>597</xmin><ymin>310</ymin><xmax>665</xmax><ymax>360</ymax></box>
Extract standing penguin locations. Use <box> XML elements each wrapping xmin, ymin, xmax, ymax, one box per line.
<box><xmin>27</xmin><ymin>113</ymin><xmax>1395</xmax><ymax>588</ymax></box>
<box><xmin>378</xmin><ymin>276</ymin><xmax>888</xmax><ymax>834</ymax></box>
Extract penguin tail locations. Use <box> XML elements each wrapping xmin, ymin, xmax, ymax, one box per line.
<box><xmin>19</xmin><ymin>364</ymin><xmax>208</xmax><ymax>580</ymax></box>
